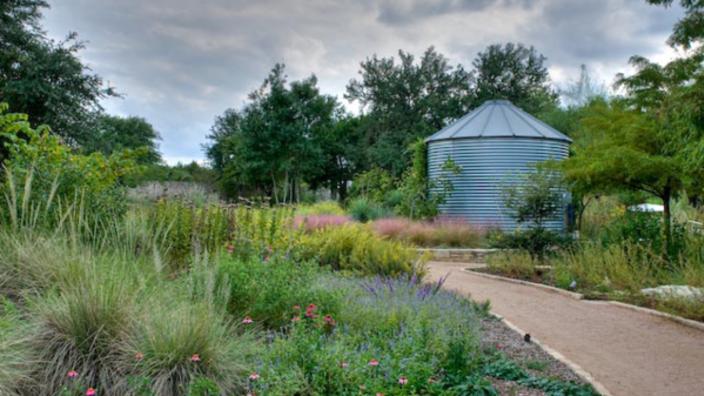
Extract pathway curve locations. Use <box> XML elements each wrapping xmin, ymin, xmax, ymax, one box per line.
<box><xmin>428</xmin><ymin>261</ymin><xmax>704</xmax><ymax>396</ymax></box>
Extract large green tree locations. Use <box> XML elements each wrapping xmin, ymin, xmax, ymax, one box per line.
<box><xmin>0</xmin><ymin>0</ymin><xmax>114</xmax><ymax>146</ymax></box>
<box><xmin>206</xmin><ymin>64</ymin><xmax>338</xmax><ymax>202</ymax></box>
<box><xmin>85</xmin><ymin>114</ymin><xmax>162</xmax><ymax>164</ymax></box>
<box><xmin>346</xmin><ymin>47</ymin><xmax>473</xmax><ymax>177</ymax></box>
<box><xmin>472</xmin><ymin>43</ymin><xmax>558</xmax><ymax>114</ymax></box>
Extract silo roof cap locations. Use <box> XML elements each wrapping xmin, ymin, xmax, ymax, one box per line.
<box><xmin>426</xmin><ymin>99</ymin><xmax>572</xmax><ymax>143</ymax></box>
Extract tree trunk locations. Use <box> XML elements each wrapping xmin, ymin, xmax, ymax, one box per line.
<box><xmin>271</xmin><ymin>172</ymin><xmax>279</xmax><ymax>204</ymax></box>
<box><xmin>339</xmin><ymin>180</ymin><xmax>348</xmax><ymax>203</ymax></box>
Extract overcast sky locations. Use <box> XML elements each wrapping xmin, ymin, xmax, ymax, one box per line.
<box><xmin>42</xmin><ymin>0</ymin><xmax>684</xmax><ymax>165</ymax></box>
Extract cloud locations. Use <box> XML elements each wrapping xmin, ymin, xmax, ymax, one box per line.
<box><xmin>42</xmin><ymin>0</ymin><xmax>682</xmax><ymax>164</ymax></box>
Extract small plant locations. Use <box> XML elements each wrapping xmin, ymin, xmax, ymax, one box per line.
<box><xmin>347</xmin><ymin>197</ymin><xmax>386</xmax><ymax>223</ymax></box>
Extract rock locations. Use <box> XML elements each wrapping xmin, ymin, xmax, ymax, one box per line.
<box><xmin>641</xmin><ymin>285</ymin><xmax>704</xmax><ymax>300</ymax></box>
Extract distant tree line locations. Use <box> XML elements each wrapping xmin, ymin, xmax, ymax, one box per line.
<box><xmin>206</xmin><ymin>43</ymin><xmax>560</xmax><ymax>202</ymax></box>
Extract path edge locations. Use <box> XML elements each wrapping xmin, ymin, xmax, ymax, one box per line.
<box><xmin>492</xmin><ymin>313</ymin><xmax>613</xmax><ymax>396</ymax></box>
<box><xmin>467</xmin><ymin>269</ymin><xmax>704</xmax><ymax>332</ymax></box>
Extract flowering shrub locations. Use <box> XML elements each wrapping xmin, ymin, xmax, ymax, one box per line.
<box><xmin>372</xmin><ymin>217</ymin><xmax>484</xmax><ymax>247</ymax></box>
<box><xmin>252</xmin><ymin>275</ymin><xmax>481</xmax><ymax>395</ymax></box>
<box><xmin>293</xmin><ymin>214</ymin><xmax>350</xmax><ymax>232</ymax></box>
<box><xmin>296</xmin><ymin>223</ymin><xmax>427</xmax><ymax>277</ymax></box>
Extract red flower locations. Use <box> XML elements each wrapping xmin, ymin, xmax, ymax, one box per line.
<box><xmin>398</xmin><ymin>376</ymin><xmax>408</xmax><ymax>385</ymax></box>
<box><xmin>86</xmin><ymin>388</ymin><xmax>96</xmax><ymax>396</ymax></box>
<box><xmin>323</xmin><ymin>314</ymin><xmax>335</xmax><ymax>325</ymax></box>
<box><xmin>305</xmin><ymin>304</ymin><xmax>318</xmax><ymax>318</ymax></box>
<box><xmin>495</xmin><ymin>343</ymin><xmax>503</xmax><ymax>350</ymax></box>
<box><xmin>191</xmin><ymin>354</ymin><xmax>201</xmax><ymax>362</ymax></box>
<box><xmin>368</xmin><ymin>359</ymin><xmax>379</xmax><ymax>367</ymax></box>
<box><xmin>67</xmin><ymin>370</ymin><xmax>78</xmax><ymax>379</ymax></box>
<box><xmin>242</xmin><ymin>316</ymin><xmax>254</xmax><ymax>324</ymax></box>
<box><xmin>249</xmin><ymin>372</ymin><xmax>260</xmax><ymax>381</ymax></box>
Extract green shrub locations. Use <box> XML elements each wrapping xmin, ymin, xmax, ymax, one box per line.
<box><xmin>347</xmin><ymin>197</ymin><xmax>386</xmax><ymax>223</ymax></box>
<box><xmin>487</xmin><ymin>251</ymin><xmax>539</xmax><ymax>280</ymax></box>
<box><xmin>0</xmin><ymin>106</ymin><xmax>139</xmax><ymax>228</ymax></box>
<box><xmin>217</xmin><ymin>257</ymin><xmax>342</xmax><ymax>329</ymax></box>
<box><xmin>491</xmin><ymin>228</ymin><xmax>571</xmax><ymax>261</ymax></box>
<box><xmin>297</xmin><ymin>223</ymin><xmax>426</xmax><ymax>277</ymax></box>
<box><xmin>295</xmin><ymin>200</ymin><xmax>346</xmax><ymax>216</ymax></box>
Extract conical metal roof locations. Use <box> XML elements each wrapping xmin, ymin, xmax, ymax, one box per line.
<box><xmin>426</xmin><ymin>100</ymin><xmax>572</xmax><ymax>143</ymax></box>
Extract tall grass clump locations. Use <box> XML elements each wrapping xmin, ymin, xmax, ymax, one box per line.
<box><xmin>293</xmin><ymin>214</ymin><xmax>350</xmax><ymax>232</ymax></box>
<box><xmin>0</xmin><ymin>300</ymin><xmax>35</xmax><ymax>396</ymax></box>
<box><xmin>30</xmin><ymin>263</ymin><xmax>139</xmax><ymax>394</ymax></box>
<box><xmin>121</xmin><ymin>294</ymin><xmax>253</xmax><ymax>395</ymax></box>
<box><xmin>372</xmin><ymin>217</ymin><xmax>484</xmax><ymax>247</ymax></box>
<box><xmin>487</xmin><ymin>251</ymin><xmax>540</xmax><ymax>280</ymax></box>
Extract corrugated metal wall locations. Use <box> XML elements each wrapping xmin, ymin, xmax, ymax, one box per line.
<box><xmin>428</xmin><ymin>137</ymin><xmax>570</xmax><ymax>232</ymax></box>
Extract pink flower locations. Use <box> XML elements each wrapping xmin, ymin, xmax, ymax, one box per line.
<box><xmin>293</xmin><ymin>305</ymin><xmax>301</xmax><ymax>310</ymax></box>
<box><xmin>323</xmin><ymin>315</ymin><xmax>335</xmax><ymax>325</ymax></box>
<box><xmin>134</xmin><ymin>352</ymin><xmax>144</xmax><ymax>361</ymax></box>
<box><xmin>340</xmin><ymin>361</ymin><xmax>349</xmax><ymax>369</ymax></box>
<box><xmin>67</xmin><ymin>370</ymin><xmax>78</xmax><ymax>379</ymax></box>
<box><xmin>191</xmin><ymin>354</ymin><xmax>201</xmax><ymax>362</ymax></box>
<box><xmin>291</xmin><ymin>316</ymin><xmax>301</xmax><ymax>322</ymax></box>
<box><xmin>398</xmin><ymin>376</ymin><xmax>408</xmax><ymax>385</ymax></box>
<box><xmin>242</xmin><ymin>316</ymin><xmax>254</xmax><ymax>324</ymax></box>
<box><xmin>86</xmin><ymin>388</ymin><xmax>96</xmax><ymax>396</ymax></box>
<box><xmin>495</xmin><ymin>343</ymin><xmax>503</xmax><ymax>350</ymax></box>
<box><xmin>249</xmin><ymin>372</ymin><xmax>260</xmax><ymax>381</ymax></box>
<box><xmin>226</xmin><ymin>243</ymin><xmax>234</xmax><ymax>254</ymax></box>
<box><xmin>368</xmin><ymin>359</ymin><xmax>379</xmax><ymax>367</ymax></box>
<box><xmin>305</xmin><ymin>303</ymin><xmax>318</xmax><ymax>318</ymax></box>
<box><xmin>376</xmin><ymin>393</ymin><xmax>384</xmax><ymax>396</ymax></box>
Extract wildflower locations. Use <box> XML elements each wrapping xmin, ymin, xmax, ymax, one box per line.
<box><xmin>191</xmin><ymin>354</ymin><xmax>201</xmax><ymax>362</ymax></box>
<box><xmin>305</xmin><ymin>304</ymin><xmax>317</xmax><ymax>318</ymax></box>
<box><xmin>291</xmin><ymin>316</ymin><xmax>301</xmax><ymax>322</ymax></box>
<box><xmin>340</xmin><ymin>361</ymin><xmax>349</xmax><ymax>369</ymax></box>
<box><xmin>368</xmin><ymin>359</ymin><xmax>379</xmax><ymax>367</ymax></box>
<box><xmin>86</xmin><ymin>388</ymin><xmax>96</xmax><ymax>396</ymax></box>
<box><xmin>293</xmin><ymin>305</ymin><xmax>301</xmax><ymax>310</ymax></box>
<box><xmin>495</xmin><ymin>343</ymin><xmax>503</xmax><ymax>350</ymax></box>
<box><xmin>376</xmin><ymin>393</ymin><xmax>384</xmax><ymax>396</ymax></box>
<box><xmin>134</xmin><ymin>352</ymin><xmax>144</xmax><ymax>361</ymax></box>
<box><xmin>323</xmin><ymin>314</ymin><xmax>335</xmax><ymax>326</ymax></box>
<box><xmin>249</xmin><ymin>372</ymin><xmax>260</xmax><ymax>381</ymax></box>
<box><xmin>226</xmin><ymin>243</ymin><xmax>234</xmax><ymax>254</ymax></box>
<box><xmin>398</xmin><ymin>376</ymin><xmax>408</xmax><ymax>385</ymax></box>
<box><xmin>242</xmin><ymin>316</ymin><xmax>254</xmax><ymax>324</ymax></box>
<box><xmin>67</xmin><ymin>370</ymin><xmax>78</xmax><ymax>379</ymax></box>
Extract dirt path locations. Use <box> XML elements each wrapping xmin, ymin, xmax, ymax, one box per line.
<box><xmin>428</xmin><ymin>262</ymin><xmax>704</xmax><ymax>396</ymax></box>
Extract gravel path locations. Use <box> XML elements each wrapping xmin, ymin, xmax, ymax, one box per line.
<box><xmin>429</xmin><ymin>261</ymin><xmax>704</xmax><ymax>396</ymax></box>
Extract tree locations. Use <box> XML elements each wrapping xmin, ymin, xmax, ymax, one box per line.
<box><xmin>205</xmin><ymin>64</ymin><xmax>338</xmax><ymax>202</ymax></box>
<box><xmin>647</xmin><ymin>0</ymin><xmax>704</xmax><ymax>49</ymax></box>
<box><xmin>346</xmin><ymin>47</ymin><xmax>473</xmax><ymax>177</ymax></box>
<box><xmin>561</xmin><ymin>99</ymin><xmax>688</xmax><ymax>257</ymax></box>
<box><xmin>472</xmin><ymin>43</ymin><xmax>558</xmax><ymax>114</ymax></box>
<box><xmin>84</xmin><ymin>115</ymin><xmax>161</xmax><ymax>164</ymax></box>
<box><xmin>0</xmin><ymin>0</ymin><xmax>115</xmax><ymax>147</ymax></box>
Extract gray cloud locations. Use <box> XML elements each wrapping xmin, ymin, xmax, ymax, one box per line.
<box><xmin>42</xmin><ymin>0</ymin><xmax>682</xmax><ymax>164</ymax></box>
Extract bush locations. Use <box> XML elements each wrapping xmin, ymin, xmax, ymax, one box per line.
<box><xmin>253</xmin><ymin>275</ymin><xmax>481</xmax><ymax>395</ymax></box>
<box><xmin>491</xmin><ymin>228</ymin><xmax>571</xmax><ymax>261</ymax></box>
<box><xmin>487</xmin><ymin>251</ymin><xmax>539</xmax><ymax>280</ymax></box>
<box><xmin>295</xmin><ymin>200</ymin><xmax>346</xmax><ymax>216</ymax></box>
<box><xmin>347</xmin><ymin>197</ymin><xmax>387</xmax><ymax>223</ymax></box>
<box><xmin>297</xmin><ymin>223</ymin><xmax>426</xmax><ymax>277</ymax></box>
<box><xmin>217</xmin><ymin>257</ymin><xmax>342</xmax><ymax>329</ymax></box>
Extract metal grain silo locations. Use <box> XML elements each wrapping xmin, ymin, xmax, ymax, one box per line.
<box><xmin>426</xmin><ymin>100</ymin><xmax>572</xmax><ymax>232</ymax></box>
